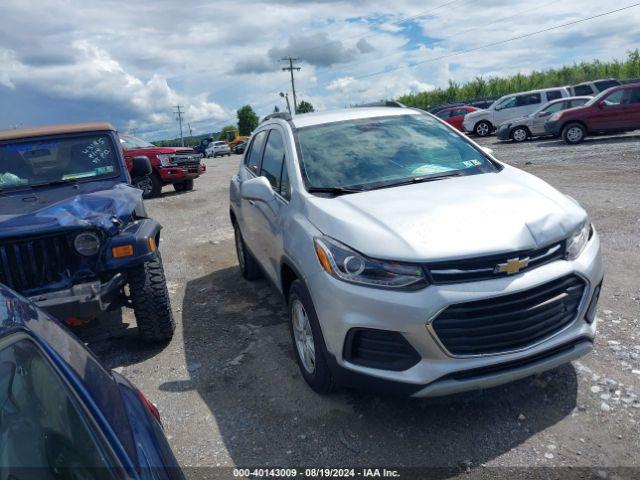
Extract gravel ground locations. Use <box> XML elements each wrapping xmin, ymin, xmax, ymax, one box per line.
<box><xmin>84</xmin><ymin>132</ymin><xmax>640</xmax><ymax>478</ymax></box>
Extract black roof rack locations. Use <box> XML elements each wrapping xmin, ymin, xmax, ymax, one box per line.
<box><xmin>261</xmin><ymin>112</ymin><xmax>292</xmax><ymax>123</ymax></box>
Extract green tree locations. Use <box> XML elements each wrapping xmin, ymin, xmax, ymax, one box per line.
<box><xmin>219</xmin><ymin>125</ymin><xmax>237</xmax><ymax>141</ymax></box>
<box><xmin>297</xmin><ymin>100</ymin><xmax>314</xmax><ymax>113</ymax></box>
<box><xmin>237</xmin><ymin>105</ymin><xmax>259</xmax><ymax>136</ymax></box>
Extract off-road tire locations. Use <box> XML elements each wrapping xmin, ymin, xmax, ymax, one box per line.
<box><xmin>474</xmin><ymin>120</ymin><xmax>492</xmax><ymax>137</ymax></box>
<box><xmin>288</xmin><ymin>280</ymin><xmax>336</xmax><ymax>394</ymax></box>
<box><xmin>128</xmin><ymin>256</ymin><xmax>175</xmax><ymax>343</ymax></box>
<box><xmin>137</xmin><ymin>171</ymin><xmax>163</xmax><ymax>198</ymax></box>
<box><xmin>173</xmin><ymin>179</ymin><xmax>194</xmax><ymax>192</ymax></box>
<box><xmin>562</xmin><ymin>123</ymin><xmax>586</xmax><ymax>144</ymax></box>
<box><xmin>511</xmin><ymin>126</ymin><xmax>529</xmax><ymax>143</ymax></box>
<box><xmin>233</xmin><ymin>223</ymin><xmax>261</xmax><ymax>280</ymax></box>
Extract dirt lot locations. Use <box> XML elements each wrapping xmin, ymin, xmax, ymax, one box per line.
<box><xmin>86</xmin><ymin>132</ymin><xmax>640</xmax><ymax>477</ymax></box>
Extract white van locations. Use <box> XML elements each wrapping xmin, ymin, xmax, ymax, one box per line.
<box><xmin>462</xmin><ymin>87</ymin><xmax>571</xmax><ymax>136</ymax></box>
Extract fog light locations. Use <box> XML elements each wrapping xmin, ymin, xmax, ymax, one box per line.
<box><xmin>112</xmin><ymin>244</ymin><xmax>134</xmax><ymax>258</ymax></box>
<box><xmin>74</xmin><ymin>232</ymin><xmax>101</xmax><ymax>256</ymax></box>
<box><xmin>585</xmin><ymin>283</ymin><xmax>601</xmax><ymax>324</ymax></box>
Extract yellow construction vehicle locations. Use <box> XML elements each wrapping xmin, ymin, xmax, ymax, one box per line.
<box><xmin>224</xmin><ymin>128</ymin><xmax>249</xmax><ymax>148</ymax></box>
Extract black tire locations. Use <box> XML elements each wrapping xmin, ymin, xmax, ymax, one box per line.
<box><xmin>474</xmin><ymin>120</ymin><xmax>493</xmax><ymax>137</ymax></box>
<box><xmin>511</xmin><ymin>126</ymin><xmax>529</xmax><ymax>143</ymax></box>
<box><xmin>173</xmin><ymin>179</ymin><xmax>194</xmax><ymax>192</ymax></box>
<box><xmin>288</xmin><ymin>279</ymin><xmax>336</xmax><ymax>394</ymax></box>
<box><xmin>562</xmin><ymin>123</ymin><xmax>586</xmax><ymax>144</ymax></box>
<box><xmin>135</xmin><ymin>171</ymin><xmax>163</xmax><ymax>198</ymax></box>
<box><xmin>128</xmin><ymin>256</ymin><xmax>175</xmax><ymax>343</ymax></box>
<box><xmin>233</xmin><ymin>223</ymin><xmax>261</xmax><ymax>280</ymax></box>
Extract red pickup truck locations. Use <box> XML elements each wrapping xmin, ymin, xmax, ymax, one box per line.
<box><xmin>120</xmin><ymin>134</ymin><xmax>206</xmax><ymax>197</ymax></box>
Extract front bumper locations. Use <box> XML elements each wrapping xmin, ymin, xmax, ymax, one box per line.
<box><xmin>158</xmin><ymin>163</ymin><xmax>205</xmax><ymax>183</ymax></box>
<box><xmin>462</xmin><ymin>119</ymin><xmax>475</xmax><ymax>133</ymax></box>
<box><xmin>496</xmin><ymin>124</ymin><xmax>511</xmax><ymax>140</ymax></box>
<box><xmin>545</xmin><ymin>120</ymin><xmax>562</xmax><ymax>136</ymax></box>
<box><xmin>30</xmin><ymin>274</ymin><xmax>126</xmax><ymax>319</ymax></box>
<box><xmin>306</xmin><ymin>230</ymin><xmax>603</xmax><ymax>397</ymax></box>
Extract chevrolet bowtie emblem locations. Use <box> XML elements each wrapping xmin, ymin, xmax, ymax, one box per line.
<box><xmin>495</xmin><ymin>257</ymin><xmax>530</xmax><ymax>275</ymax></box>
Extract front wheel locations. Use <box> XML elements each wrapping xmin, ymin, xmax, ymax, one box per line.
<box><xmin>134</xmin><ymin>172</ymin><xmax>162</xmax><ymax>198</ymax></box>
<box><xmin>173</xmin><ymin>179</ymin><xmax>194</xmax><ymax>192</ymax></box>
<box><xmin>288</xmin><ymin>280</ymin><xmax>336</xmax><ymax>394</ymax></box>
<box><xmin>474</xmin><ymin>120</ymin><xmax>492</xmax><ymax>137</ymax></box>
<box><xmin>511</xmin><ymin>126</ymin><xmax>529</xmax><ymax>143</ymax></box>
<box><xmin>128</xmin><ymin>256</ymin><xmax>175</xmax><ymax>343</ymax></box>
<box><xmin>233</xmin><ymin>223</ymin><xmax>261</xmax><ymax>280</ymax></box>
<box><xmin>562</xmin><ymin>123</ymin><xmax>586</xmax><ymax>144</ymax></box>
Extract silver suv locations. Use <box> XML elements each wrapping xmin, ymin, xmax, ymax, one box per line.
<box><xmin>229</xmin><ymin>108</ymin><xmax>603</xmax><ymax>396</ymax></box>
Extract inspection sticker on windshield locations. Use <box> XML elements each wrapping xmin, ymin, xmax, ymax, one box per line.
<box><xmin>461</xmin><ymin>159</ymin><xmax>482</xmax><ymax>168</ymax></box>
<box><xmin>411</xmin><ymin>164</ymin><xmax>453</xmax><ymax>175</ymax></box>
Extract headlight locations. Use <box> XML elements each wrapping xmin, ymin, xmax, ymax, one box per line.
<box><xmin>74</xmin><ymin>232</ymin><xmax>101</xmax><ymax>256</ymax></box>
<box><xmin>314</xmin><ymin>236</ymin><xmax>427</xmax><ymax>290</ymax></box>
<box><xmin>549</xmin><ymin>112</ymin><xmax>562</xmax><ymax>122</ymax></box>
<box><xmin>566</xmin><ymin>221</ymin><xmax>590</xmax><ymax>260</ymax></box>
<box><xmin>156</xmin><ymin>154</ymin><xmax>173</xmax><ymax>166</ymax></box>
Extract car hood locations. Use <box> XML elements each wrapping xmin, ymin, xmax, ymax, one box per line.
<box><xmin>305</xmin><ymin>166</ymin><xmax>586</xmax><ymax>262</ymax></box>
<box><xmin>0</xmin><ymin>182</ymin><xmax>141</xmax><ymax>238</ymax></box>
<box><xmin>125</xmin><ymin>146</ymin><xmax>195</xmax><ymax>155</ymax></box>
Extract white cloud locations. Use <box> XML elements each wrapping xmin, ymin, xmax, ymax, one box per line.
<box><xmin>0</xmin><ymin>0</ymin><xmax>638</xmax><ymax>137</ymax></box>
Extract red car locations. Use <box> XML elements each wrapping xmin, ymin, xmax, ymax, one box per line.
<box><xmin>120</xmin><ymin>134</ymin><xmax>206</xmax><ymax>198</ymax></box>
<box><xmin>435</xmin><ymin>106</ymin><xmax>478</xmax><ymax>131</ymax></box>
<box><xmin>545</xmin><ymin>83</ymin><xmax>640</xmax><ymax>144</ymax></box>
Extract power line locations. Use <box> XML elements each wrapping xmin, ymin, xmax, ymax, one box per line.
<box><xmin>281</xmin><ymin>57</ymin><xmax>302</xmax><ymax>113</ymax></box>
<box><xmin>320</xmin><ymin>0</ymin><xmax>557</xmax><ymax>81</ymax></box>
<box><xmin>343</xmin><ymin>2</ymin><xmax>640</xmax><ymax>83</ymax></box>
<box><xmin>173</xmin><ymin>105</ymin><xmax>185</xmax><ymax>146</ymax></box>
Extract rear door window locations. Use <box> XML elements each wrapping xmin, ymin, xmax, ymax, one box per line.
<box><xmin>545</xmin><ymin>90</ymin><xmax>564</xmax><ymax>101</ymax></box>
<box><xmin>594</xmin><ymin>80</ymin><xmax>621</xmax><ymax>92</ymax></box>
<box><xmin>574</xmin><ymin>85</ymin><xmax>594</xmax><ymax>96</ymax></box>
<box><xmin>0</xmin><ymin>336</ymin><xmax>119</xmax><ymax>477</ymax></box>
<box><xmin>245</xmin><ymin>130</ymin><xmax>268</xmax><ymax>174</ymax></box>
<box><xmin>516</xmin><ymin>93</ymin><xmax>542</xmax><ymax>106</ymax></box>
<box><xmin>627</xmin><ymin>88</ymin><xmax>640</xmax><ymax>104</ymax></box>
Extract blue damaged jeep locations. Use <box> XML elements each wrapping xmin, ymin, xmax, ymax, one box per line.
<box><xmin>0</xmin><ymin>122</ymin><xmax>174</xmax><ymax>343</ymax></box>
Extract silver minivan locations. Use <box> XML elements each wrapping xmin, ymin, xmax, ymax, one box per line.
<box><xmin>463</xmin><ymin>87</ymin><xmax>571</xmax><ymax>137</ymax></box>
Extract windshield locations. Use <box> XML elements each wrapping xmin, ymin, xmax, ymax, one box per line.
<box><xmin>296</xmin><ymin>114</ymin><xmax>497</xmax><ymax>190</ymax></box>
<box><xmin>0</xmin><ymin>134</ymin><xmax>120</xmax><ymax>190</ymax></box>
<box><xmin>120</xmin><ymin>134</ymin><xmax>156</xmax><ymax>149</ymax></box>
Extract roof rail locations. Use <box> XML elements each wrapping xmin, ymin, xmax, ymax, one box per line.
<box><xmin>356</xmin><ymin>100</ymin><xmax>407</xmax><ymax>108</ymax></box>
<box><xmin>261</xmin><ymin>112</ymin><xmax>292</xmax><ymax>123</ymax></box>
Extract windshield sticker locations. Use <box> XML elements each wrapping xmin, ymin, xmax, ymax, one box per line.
<box><xmin>95</xmin><ymin>166</ymin><xmax>114</xmax><ymax>174</ymax></box>
<box><xmin>411</xmin><ymin>164</ymin><xmax>455</xmax><ymax>175</ymax></box>
<box><xmin>62</xmin><ymin>171</ymin><xmax>98</xmax><ymax>180</ymax></box>
<box><xmin>461</xmin><ymin>159</ymin><xmax>482</xmax><ymax>168</ymax></box>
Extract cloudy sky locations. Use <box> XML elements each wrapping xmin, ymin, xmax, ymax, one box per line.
<box><xmin>1</xmin><ymin>0</ymin><xmax>638</xmax><ymax>139</ymax></box>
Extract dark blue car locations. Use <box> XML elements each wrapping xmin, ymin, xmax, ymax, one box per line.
<box><xmin>0</xmin><ymin>283</ymin><xmax>184</xmax><ymax>479</ymax></box>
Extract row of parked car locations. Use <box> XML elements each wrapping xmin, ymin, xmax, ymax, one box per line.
<box><xmin>431</xmin><ymin>78</ymin><xmax>640</xmax><ymax>144</ymax></box>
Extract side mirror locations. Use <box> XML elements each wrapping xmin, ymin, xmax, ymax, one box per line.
<box><xmin>597</xmin><ymin>101</ymin><xmax>605</xmax><ymax>109</ymax></box>
<box><xmin>131</xmin><ymin>156</ymin><xmax>152</xmax><ymax>178</ymax></box>
<box><xmin>480</xmin><ymin>146</ymin><xmax>494</xmax><ymax>156</ymax></box>
<box><xmin>241</xmin><ymin>176</ymin><xmax>275</xmax><ymax>204</ymax></box>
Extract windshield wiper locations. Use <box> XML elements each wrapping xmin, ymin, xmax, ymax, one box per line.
<box><xmin>307</xmin><ymin>186</ymin><xmax>365</xmax><ymax>196</ymax></box>
<box><xmin>365</xmin><ymin>171</ymin><xmax>463</xmax><ymax>191</ymax></box>
<box><xmin>31</xmin><ymin>178</ymin><xmax>80</xmax><ymax>188</ymax></box>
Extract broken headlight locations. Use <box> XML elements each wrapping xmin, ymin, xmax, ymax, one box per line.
<box><xmin>566</xmin><ymin>221</ymin><xmax>590</xmax><ymax>260</ymax></box>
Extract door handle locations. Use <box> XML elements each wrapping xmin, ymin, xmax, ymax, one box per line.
<box><xmin>248</xmin><ymin>200</ymin><xmax>256</xmax><ymax>206</ymax></box>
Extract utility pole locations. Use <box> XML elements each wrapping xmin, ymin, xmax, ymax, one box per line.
<box><xmin>174</xmin><ymin>105</ymin><xmax>185</xmax><ymax>146</ymax></box>
<box><xmin>281</xmin><ymin>57</ymin><xmax>301</xmax><ymax>114</ymax></box>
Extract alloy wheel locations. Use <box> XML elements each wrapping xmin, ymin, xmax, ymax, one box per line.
<box><xmin>512</xmin><ymin>128</ymin><xmax>527</xmax><ymax>142</ymax></box>
<box><xmin>292</xmin><ymin>299</ymin><xmax>315</xmax><ymax>374</ymax></box>
<box><xmin>567</xmin><ymin>126</ymin><xmax>584</xmax><ymax>143</ymax></box>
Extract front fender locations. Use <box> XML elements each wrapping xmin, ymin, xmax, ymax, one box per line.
<box><xmin>102</xmin><ymin>218</ymin><xmax>162</xmax><ymax>271</ymax></box>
